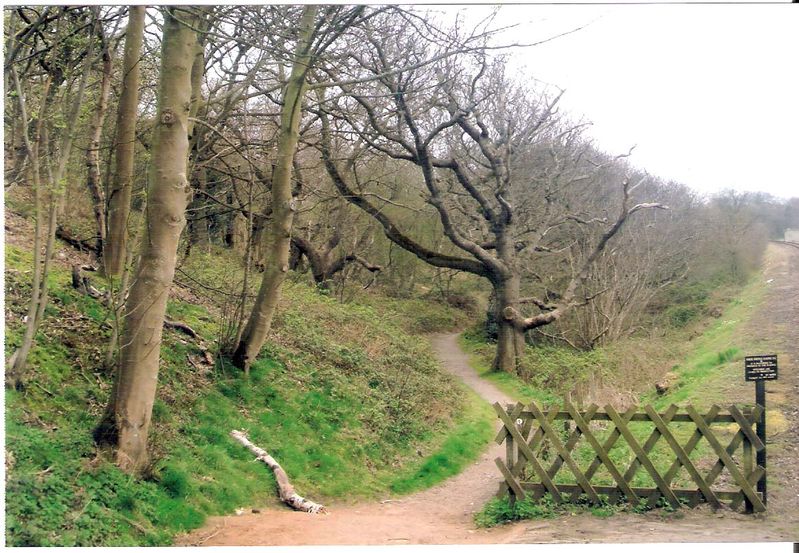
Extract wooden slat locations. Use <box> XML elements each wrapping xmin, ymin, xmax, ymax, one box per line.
<box><xmin>645</xmin><ymin>404</ymin><xmax>722</xmax><ymax>509</ymax></box>
<box><xmin>520</xmin><ymin>482</ymin><xmax>757</xmax><ymax>504</ymax></box>
<box><xmin>495</xmin><ymin>402</ymin><xmax>526</xmax><ymax>499</ymax></box>
<box><xmin>728</xmin><ymin>405</ymin><xmax>765</xmax><ymax>451</ymax></box>
<box><xmin>546</xmin><ymin>404</ymin><xmax>599</xmax><ymax>479</ymax></box>
<box><xmin>742</xmin><ymin>423</ymin><xmax>753</xmax><ymax>513</ymax></box>
<box><xmin>585</xmin><ymin>405</ymin><xmax>638</xmax><ymax>482</ymax></box>
<box><xmin>506</xmin><ymin>418</ymin><xmax>516</xmax><ymax>478</ymax></box>
<box><xmin>528</xmin><ymin>402</ymin><xmax>600</xmax><ymax>504</ymax></box>
<box><xmin>545</xmin><ymin>404</ymin><xmax>599</xmax><ymax>503</ymax></box>
<box><xmin>704</xmin><ymin>405</ymin><xmax>763</xmax><ymax>488</ymax></box>
<box><xmin>493</xmin><ymin>402</ymin><xmax>563</xmax><ymax>502</ymax></box>
<box><xmin>496</xmin><ymin>402</ymin><xmax>766</xmax><ymax>514</ymax></box>
<box><xmin>606</xmin><ymin>404</ymin><xmax>681</xmax><ymax>509</ymax></box>
<box><xmin>731</xmin><ymin>465</ymin><xmax>765</xmax><ymax>511</ymax></box>
<box><xmin>567</xmin><ymin>402</ymin><xmax>639</xmax><ymax>503</ymax></box>
<box><xmin>495</xmin><ymin>457</ymin><xmax>525</xmax><ymax>500</ymax></box>
<box><xmin>495</xmin><ymin>402</ymin><xmax>525</xmax><ymax>444</ymax></box>
<box><xmin>623</xmin><ymin>403</ymin><xmax>679</xmax><ymax>494</ymax></box>
<box><xmin>686</xmin><ymin>405</ymin><xmax>765</xmax><ymax>512</ymax></box>
<box><xmin>499</xmin><ymin>405</ymin><xmax>558</xmax><ymax>497</ymax></box>
<box><xmin>662</xmin><ymin>405</ymin><xmax>720</xmax><ymax>487</ymax></box>
<box><xmin>529</xmin><ymin>405</ymin><xmax>560</xmax><ymax>457</ymax></box>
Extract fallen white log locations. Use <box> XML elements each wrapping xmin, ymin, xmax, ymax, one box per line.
<box><xmin>229</xmin><ymin>430</ymin><xmax>326</xmax><ymax>514</ymax></box>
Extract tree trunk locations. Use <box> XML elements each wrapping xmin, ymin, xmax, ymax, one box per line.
<box><xmin>186</xmin><ymin>19</ymin><xmax>211</xmax><ymax>255</ymax></box>
<box><xmin>232</xmin><ymin>5</ymin><xmax>318</xmax><ymax>371</ymax></box>
<box><xmin>106</xmin><ymin>8</ymin><xmax>199</xmax><ymax>473</ymax></box>
<box><xmin>5</xmin><ymin>71</ymin><xmax>47</xmax><ymax>389</ymax></box>
<box><xmin>7</xmin><ymin>12</ymin><xmax>92</xmax><ymax>384</ymax></box>
<box><xmin>492</xmin><ymin>274</ymin><xmax>526</xmax><ymax>372</ymax></box>
<box><xmin>104</xmin><ymin>5</ymin><xmax>145</xmax><ymax>277</ymax></box>
<box><xmin>86</xmin><ymin>31</ymin><xmax>113</xmax><ymax>258</ymax></box>
<box><xmin>187</xmin><ymin>167</ymin><xmax>211</xmax><ymax>253</ymax></box>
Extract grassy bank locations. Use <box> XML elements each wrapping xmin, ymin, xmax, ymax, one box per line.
<box><xmin>4</xmin><ymin>243</ymin><xmax>491</xmax><ymax>546</ymax></box>
<box><xmin>468</xmin><ymin>274</ymin><xmax>769</xmax><ymax>526</ymax></box>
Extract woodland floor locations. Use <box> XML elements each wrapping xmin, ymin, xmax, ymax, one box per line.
<box><xmin>181</xmin><ymin>244</ymin><xmax>798</xmax><ymax>545</ymax></box>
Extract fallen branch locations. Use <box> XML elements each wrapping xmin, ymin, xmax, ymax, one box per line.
<box><xmin>163</xmin><ymin>319</ymin><xmax>199</xmax><ymax>339</ymax></box>
<box><xmin>56</xmin><ymin>225</ymin><xmax>98</xmax><ymax>254</ymax></box>
<box><xmin>229</xmin><ymin>430</ymin><xmax>326</xmax><ymax>514</ymax></box>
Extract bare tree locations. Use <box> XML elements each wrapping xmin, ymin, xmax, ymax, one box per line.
<box><xmin>85</xmin><ymin>7</ymin><xmax>117</xmax><ymax>257</ymax></box>
<box><xmin>231</xmin><ymin>6</ymin><xmax>377</xmax><ymax>370</ymax></box>
<box><xmin>94</xmin><ymin>7</ymin><xmax>204</xmax><ymax>473</ymax></box>
<box><xmin>315</xmin><ymin>29</ymin><xmax>666</xmax><ymax>372</ymax></box>
<box><xmin>6</xmin><ymin>7</ymin><xmax>95</xmax><ymax>386</ymax></box>
<box><xmin>104</xmin><ymin>5</ymin><xmax>145</xmax><ymax>277</ymax></box>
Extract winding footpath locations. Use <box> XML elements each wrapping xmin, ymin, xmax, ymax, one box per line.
<box><xmin>180</xmin><ymin>245</ymin><xmax>798</xmax><ymax>545</ymax></box>
<box><xmin>178</xmin><ymin>333</ymin><xmax>524</xmax><ymax>546</ymax></box>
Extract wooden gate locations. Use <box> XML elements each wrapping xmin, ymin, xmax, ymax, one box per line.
<box><xmin>494</xmin><ymin>402</ymin><xmax>766</xmax><ymax>513</ymax></box>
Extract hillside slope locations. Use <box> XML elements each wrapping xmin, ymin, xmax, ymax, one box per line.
<box><xmin>3</xmin><ymin>210</ymin><xmax>490</xmax><ymax>546</ymax></box>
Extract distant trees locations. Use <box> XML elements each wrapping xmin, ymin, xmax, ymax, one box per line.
<box><xmin>701</xmin><ymin>191</ymin><xmax>770</xmax><ymax>283</ymax></box>
<box><xmin>291</xmin><ymin>202</ymin><xmax>382</xmax><ymax>291</ymax></box>
<box><xmin>5</xmin><ymin>4</ymin><xmax>798</xmax><ymax>469</ymax></box>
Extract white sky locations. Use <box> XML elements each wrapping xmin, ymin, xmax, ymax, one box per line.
<box><xmin>445</xmin><ymin>3</ymin><xmax>799</xmax><ymax>200</ymax></box>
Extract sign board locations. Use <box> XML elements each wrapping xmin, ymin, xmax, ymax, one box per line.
<box><xmin>744</xmin><ymin>355</ymin><xmax>778</xmax><ymax>381</ymax></box>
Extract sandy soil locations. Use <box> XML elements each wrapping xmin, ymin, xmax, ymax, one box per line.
<box><xmin>178</xmin><ymin>244</ymin><xmax>799</xmax><ymax>546</ymax></box>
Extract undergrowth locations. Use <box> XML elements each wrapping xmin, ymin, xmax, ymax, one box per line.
<box><xmin>475</xmin><ymin>493</ymin><xmax>687</xmax><ymax>527</ymax></box>
<box><xmin>4</xmin><ymin>242</ymin><xmax>490</xmax><ymax>546</ymax></box>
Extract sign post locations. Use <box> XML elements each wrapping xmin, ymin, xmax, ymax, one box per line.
<box><xmin>744</xmin><ymin>354</ymin><xmax>778</xmax><ymax>508</ymax></box>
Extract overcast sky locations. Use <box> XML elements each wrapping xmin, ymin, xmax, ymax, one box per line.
<box><xmin>444</xmin><ymin>3</ymin><xmax>798</xmax><ymax>200</ymax></box>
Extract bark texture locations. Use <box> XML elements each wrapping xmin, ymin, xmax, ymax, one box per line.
<box><xmin>104</xmin><ymin>5</ymin><xmax>145</xmax><ymax>277</ymax></box>
<box><xmin>107</xmin><ymin>8</ymin><xmax>199</xmax><ymax>473</ymax></box>
<box><xmin>232</xmin><ymin>5</ymin><xmax>319</xmax><ymax>371</ymax></box>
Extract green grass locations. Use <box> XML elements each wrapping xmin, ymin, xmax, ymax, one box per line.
<box><xmin>469</xmin><ymin>272</ymin><xmax>769</xmax><ymax>525</ymax></box>
<box><xmin>645</xmin><ymin>273</ymin><xmax>767</xmax><ymax>410</ymax></box>
<box><xmin>387</xmin><ymin>387</ymin><xmax>495</xmax><ymax>494</ymax></box>
<box><xmin>350</xmin><ymin>293</ymin><xmax>471</xmax><ymax>334</ymax></box>
<box><xmin>4</xmin><ymin>243</ymin><xmax>492</xmax><ymax>546</ymax></box>
<box><xmin>458</xmin><ymin>330</ymin><xmax>605</xmax><ymax>406</ymax></box>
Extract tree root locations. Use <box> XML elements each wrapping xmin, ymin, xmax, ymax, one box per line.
<box><xmin>229</xmin><ymin>430</ymin><xmax>326</xmax><ymax>514</ymax></box>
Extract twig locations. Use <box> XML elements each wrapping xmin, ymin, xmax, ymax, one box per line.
<box><xmin>32</xmin><ymin>381</ymin><xmax>54</xmax><ymax>396</ymax></box>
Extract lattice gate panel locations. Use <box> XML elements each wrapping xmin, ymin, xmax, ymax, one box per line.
<box><xmin>494</xmin><ymin>402</ymin><xmax>765</xmax><ymax>513</ymax></box>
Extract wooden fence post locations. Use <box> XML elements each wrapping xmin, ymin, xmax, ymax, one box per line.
<box><xmin>743</xmin><ymin>406</ymin><xmax>754</xmax><ymax>514</ymax></box>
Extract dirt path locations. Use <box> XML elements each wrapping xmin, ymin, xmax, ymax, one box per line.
<box><xmin>178</xmin><ymin>333</ymin><xmax>525</xmax><ymax>546</ymax></box>
<box><xmin>179</xmin><ymin>247</ymin><xmax>798</xmax><ymax>545</ymax></box>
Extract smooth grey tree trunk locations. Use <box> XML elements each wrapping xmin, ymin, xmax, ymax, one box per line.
<box><xmin>233</xmin><ymin>5</ymin><xmax>319</xmax><ymax>371</ymax></box>
<box><xmin>106</xmin><ymin>7</ymin><xmax>200</xmax><ymax>473</ymax></box>
<box><xmin>104</xmin><ymin>6</ymin><xmax>145</xmax><ymax>277</ymax></box>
